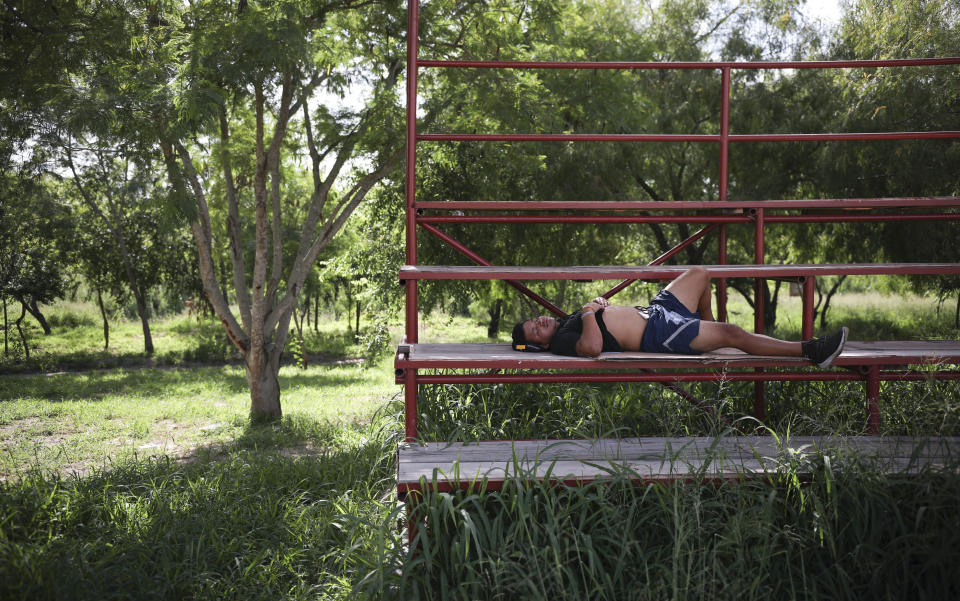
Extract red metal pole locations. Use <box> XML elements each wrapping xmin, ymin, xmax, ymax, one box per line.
<box><xmin>419</xmin><ymin>132</ymin><xmax>960</xmax><ymax>145</ymax></box>
<box><xmin>866</xmin><ymin>364</ymin><xmax>881</xmax><ymax>435</ymax></box>
<box><xmin>754</xmin><ymin>207</ymin><xmax>766</xmax><ymax>420</ymax></box>
<box><xmin>718</xmin><ymin>224</ymin><xmax>728</xmax><ymax>322</ymax></box>
<box><xmin>404</xmin><ymin>368</ymin><xmax>418</xmax><ymax>442</ymax></box>
<box><xmin>415</xmin><ymin>196</ymin><xmax>960</xmax><ymax>212</ymax></box>
<box><xmin>719</xmin><ymin>67</ymin><xmax>730</xmax><ymax>201</ymax></box>
<box><xmin>417</xmin><ymin>58</ymin><xmax>960</xmax><ymax>70</ymax></box>
<box><xmin>416</xmin><ymin>213</ymin><xmax>960</xmax><ymax>225</ymax></box>
<box><xmin>417</xmin><ymin>215</ymin><xmax>749</xmax><ymax>224</ymax></box>
<box><xmin>754</xmin><ymin>208</ymin><xmax>765</xmax><ymax>333</ymax></box>
<box><xmin>405</xmin><ymin>0</ymin><xmax>419</xmax><ymax>344</ymax></box>
<box><xmin>717</xmin><ymin>67</ymin><xmax>730</xmax><ymax>324</ymax></box>
<box><xmin>802</xmin><ymin>276</ymin><xmax>815</xmax><ymax>339</ymax></box>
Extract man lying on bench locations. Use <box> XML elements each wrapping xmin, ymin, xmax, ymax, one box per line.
<box><xmin>512</xmin><ymin>266</ymin><xmax>848</xmax><ymax>368</ymax></box>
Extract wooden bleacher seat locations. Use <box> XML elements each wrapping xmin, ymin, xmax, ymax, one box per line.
<box><xmin>397</xmin><ymin>435</ymin><xmax>960</xmax><ymax>495</ymax></box>
<box><xmin>400</xmin><ymin>263</ymin><xmax>960</xmax><ymax>281</ymax></box>
<box><xmin>396</xmin><ymin>340</ymin><xmax>960</xmax><ymax>370</ymax></box>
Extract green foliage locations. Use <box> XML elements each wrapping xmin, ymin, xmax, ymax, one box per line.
<box><xmin>366</xmin><ymin>456</ymin><xmax>960</xmax><ymax>600</ymax></box>
<box><xmin>0</xmin><ymin>417</ymin><xmax>398</xmax><ymax>601</ymax></box>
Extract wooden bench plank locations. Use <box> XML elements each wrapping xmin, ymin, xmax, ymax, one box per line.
<box><xmin>397</xmin><ymin>436</ymin><xmax>960</xmax><ymax>492</ymax></box>
<box><xmin>400</xmin><ymin>263</ymin><xmax>960</xmax><ymax>281</ymax></box>
<box><xmin>396</xmin><ymin>341</ymin><xmax>960</xmax><ymax>370</ymax></box>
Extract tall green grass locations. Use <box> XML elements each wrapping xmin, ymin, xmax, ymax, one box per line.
<box><xmin>0</xmin><ymin>412</ymin><xmax>401</xmax><ymax>601</ymax></box>
<box><xmin>358</xmin><ymin>453</ymin><xmax>960</xmax><ymax>600</ymax></box>
<box><xmin>1</xmin><ymin>292</ymin><xmax>959</xmax><ymax>599</ymax></box>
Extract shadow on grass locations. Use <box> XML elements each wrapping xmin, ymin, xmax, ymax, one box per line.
<box><xmin>0</xmin><ymin>366</ymin><xmax>371</xmax><ymax>404</ymax></box>
<box><xmin>0</xmin><ymin>411</ymin><xmax>402</xmax><ymax>601</ymax></box>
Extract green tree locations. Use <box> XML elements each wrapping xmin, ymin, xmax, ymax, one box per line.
<box><xmin>61</xmin><ymin>141</ymin><xmax>168</xmax><ymax>354</ymax></box>
<box><xmin>149</xmin><ymin>0</ymin><xmax>408</xmax><ymax>419</ymax></box>
<box><xmin>0</xmin><ymin>177</ymin><xmax>72</xmax><ymax>358</ymax></box>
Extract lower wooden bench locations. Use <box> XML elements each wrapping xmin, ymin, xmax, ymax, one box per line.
<box><xmin>395</xmin><ymin>340</ymin><xmax>960</xmax><ymax>438</ymax></box>
<box><xmin>397</xmin><ymin>436</ymin><xmax>960</xmax><ymax>496</ymax></box>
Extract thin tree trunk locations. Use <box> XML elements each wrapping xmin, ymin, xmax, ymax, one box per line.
<box><xmin>955</xmin><ymin>291</ymin><xmax>959</xmax><ymax>329</ymax></box>
<box><xmin>133</xmin><ymin>290</ymin><xmax>154</xmax><ymax>354</ymax></box>
<box><xmin>219</xmin><ymin>257</ymin><xmax>231</xmax><ymax>306</ymax></box>
<box><xmin>314</xmin><ymin>295</ymin><xmax>319</xmax><ymax>333</ymax></box>
<box><xmin>487</xmin><ymin>299</ymin><xmax>503</xmax><ymax>338</ymax></box>
<box><xmin>96</xmin><ymin>288</ymin><xmax>110</xmax><ymax>350</ymax></box>
<box><xmin>818</xmin><ymin>275</ymin><xmax>847</xmax><ymax>330</ymax></box>
<box><xmin>766</xmin><ymin>281</ymin><xmax>781</xmax><ymax>332</ymax></box>
<box><xmin>3</xmin><ymin>296</ymin><xmax>8</xmax><ymax>358</ymax></box>
<box><xmin>23</xmin><ymin>298</ymin><xmax>51</xmax><ymax>335</ymax></box>
<box><xmin>292</xmin><ymin>299</ymin><xmax>307</xmax><ymax>368</ymax></box>
<box><xmin>15</xmin><ymin>302</ymin><xmax>28</xmax><ymax>360</ymax></box>
<box><xmin>355</xmin><ymin>301</ymin><xmax>360</xmax><ymax>339</ymax></box>
<box><xmin>343</xmin><ymin>284</ymin><xmax>356</xmax><ymax>334</ymax></box>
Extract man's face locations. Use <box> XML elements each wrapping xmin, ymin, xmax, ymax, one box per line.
<box><xmin>522</xmin><ymin>315</ymin><xmax>559</xmax><ymax>347</ymax></box>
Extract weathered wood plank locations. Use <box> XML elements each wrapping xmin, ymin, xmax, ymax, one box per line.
<box><xmin>397</xmin><ymin>437</ymin><xmax>960</xmax><ymax>490</ymax></box>
<box><xmin>400</xmin><ymin>263</ymin><xmax>960</xmax><ymax>281</ymax></box>
<box><xmin>396</xmin><ymin>341</ymin><xmax>960</xmax><ymax>369</ymax></box>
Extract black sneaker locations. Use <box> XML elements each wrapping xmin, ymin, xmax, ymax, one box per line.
<box><xmin>802</xmin><ymin>327</ymin><xmax>848</xmax><ymax>368</ymax></box>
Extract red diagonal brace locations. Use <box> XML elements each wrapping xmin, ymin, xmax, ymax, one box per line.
<box><xmin>601</xmin><ymin>223</ymin><xmax>721</xmax><ymax>299</ymax></box>
<box><xmin>419</xmin><ymin>222</ymin><xmax>566</xmax><ymax>316</ymax></box>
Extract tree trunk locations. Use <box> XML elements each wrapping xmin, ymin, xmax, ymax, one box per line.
<box><xmin>3</xmin><ymin>296</ymin><xmax>8</xmax><ymax>358</ymax></box>
<box><xmin>24</xmin><ymin>298</ymin><xmax>51</xmax><ymax>335</ymax></box>
<box><xmin>134</xmin><ymin>290</ymin><xmax>155</xmax><ymax>355</ymax></box>
<box><xmin>314</xmin><ymin>295</ymin><xmax>319</xmax><ymax>333</ymax></box>
<box><xmin>355</xmin><ymin>301</ymin><xmax>360</xmax><ymax>339</ymax></box>
<box><xmin>729</xmin><ymin>281</ymin><xmax>778</xmax><ymax>332</ymax></box>
<box><xmin>293</xmin><ymin>300</ymin><xmax>307</xmax><ymax>368</ymax></box>
<box><xmin>487</xmin><ymin>299</ymin><xmax>503</xmax><ymax>338</ymax></box>
<box><xmin>218</xmin><ymin>257</ymin><xmax>230</xmax><ymax>305</ymax></box>
<box><xmin>955</xmin><ymin>290</ymin><xmax>959</xmax><ymax>329</ymax></box>
<box><xmin>818</xmin><ymin>275</ymin><xmax>847</xmax><ymax>330</ymax></box>
<box><xmin>246</xmin><ymin>344</ymin><xmax>283</xmax><ymax>421</ymax></box>
<box><xmin>96</xmin><ymin>288</ymin><xmax>110</xmax><ymax>350</ymax></box>
<box><xmin>15</xmin><ymin>302</ymin><xmax>29</xmax><ymax>360</ymax></box>
<box><xmin>765</xmin><ymin>281</ymin><xmax>780</xmax><ymax>333</ymax></box>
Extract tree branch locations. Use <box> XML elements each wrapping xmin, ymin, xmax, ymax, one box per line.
<box><xmin>265</xmin><ymin>73</ymin><xmax>294</xmax><ymax>309</ymax></box>
<box><xmin>219</xmin><ymin>108</ymin><xmax>252</xmax><ymax>331</ymax></box>
<box><xmin>250</xmin><ymin>81</ymin><xmax>269</xmax><ymax>362</ymax></box>
<box><xmin>173</xmin><ymin>140</ymin><xmax>250</xmax><ymax>353</ymax></box>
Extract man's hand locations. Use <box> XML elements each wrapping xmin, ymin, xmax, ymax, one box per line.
<box><xmin>582</xmin><ymin>297</ymin><xmax>609</xmax><ymax>314</ymax></box>
<box><xmin>581</xmin><ymin>300</ymin><xmax>604</xmax><ymax>314</ymax></box>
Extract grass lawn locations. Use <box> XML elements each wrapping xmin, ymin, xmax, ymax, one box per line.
<box><xmin>1</xmin><ymin>292</ymin><xmax>959</xmax><ymax>599</ymax></box>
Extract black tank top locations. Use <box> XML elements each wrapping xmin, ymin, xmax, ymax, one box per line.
<box><xmin>547</xmin><ymin>309</ymin><xmax>622</xmax><ymax>356</ymax></box>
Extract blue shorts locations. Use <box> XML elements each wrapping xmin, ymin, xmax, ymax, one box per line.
<box><xmin>639</xmin><ymin>290</ymin><xmax>703</xmax><ymax>354</ymax></box>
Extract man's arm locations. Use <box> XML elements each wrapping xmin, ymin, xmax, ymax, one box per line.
<box><xmin>575</xmin><ymin>300</ymin><xmax>605</xmax><ymax>357</ymax></box>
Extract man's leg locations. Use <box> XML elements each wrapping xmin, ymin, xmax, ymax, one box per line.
<box><xmin>690</xmin><ymin>321</ymin><xmax>801</xmax><ymax>356</ymax></box>
<box><xmin>663</xmin><ymin>267</ymin><xmax>714</xmax><ymax>319</ymax></box>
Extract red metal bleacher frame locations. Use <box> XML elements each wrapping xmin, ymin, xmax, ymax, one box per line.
<box><xmin>399</xmin><ymin>0</ymin><xmax>960</xmax><ymax>443</ymax></box>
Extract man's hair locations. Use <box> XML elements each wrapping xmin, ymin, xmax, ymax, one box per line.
<box><xmin>511</xmin><ymin>321</ymin><xmax>526</xmax><ymax>348</ymax></box>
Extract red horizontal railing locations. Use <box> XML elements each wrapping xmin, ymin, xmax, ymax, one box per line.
<box><xmin>418</xmin><ymin>131</ymin><xmax>960</xmax><ymax>142</ymax></box>
<box><xmin>414</xmin><ymin>197</ymin><xmax>960</xmax><ymax>211</ymax></box>
<box><xmin>417</xmin><ymin>214</ymin><xmax>960</xmax><ymax>224</ymax></box>
<box><xmin>418</xmin><ymin>58</ymin><xmax>960</xmax><ymax>70</ymax></box>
